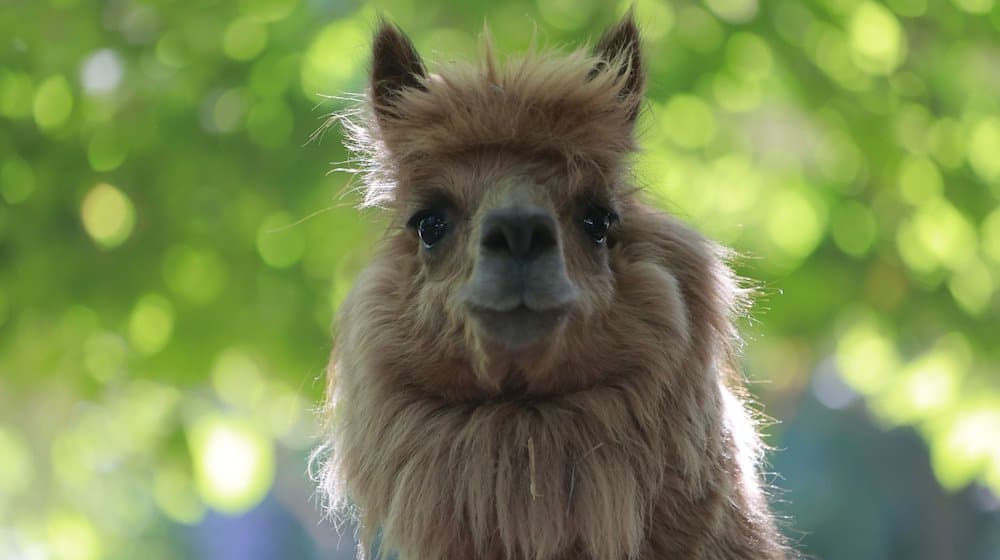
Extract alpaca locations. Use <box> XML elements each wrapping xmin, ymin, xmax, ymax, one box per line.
<box><xmin>314</xmin><ymin>13</ymin><xmax>789</xmax><ymax>560</ymax></box>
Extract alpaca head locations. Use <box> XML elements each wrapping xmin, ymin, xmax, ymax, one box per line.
<box><xmin>318</xmin><ymin>16</ymin><xmax>786</xmax><ymax>559</ymax></box>
<box><xmin>340</xmin><ymin>14</ymin><xmax>688</xmax><ymax>397</ymax></box>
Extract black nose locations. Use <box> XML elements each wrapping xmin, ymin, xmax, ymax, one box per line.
<box><xmin>481</xmin><ymin>208</ymin><xmax>558</xmax><ymax>260</ymax></box>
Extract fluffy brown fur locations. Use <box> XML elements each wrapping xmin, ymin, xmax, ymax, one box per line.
<box><xmin>315</xmin><ymin>13</ymin><xmax>788</xmax><ymax>560</ymax></box>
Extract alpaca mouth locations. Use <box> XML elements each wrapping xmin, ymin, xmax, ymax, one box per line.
<box><xmin>467</xmin><ymin>302</ymin><xmax>569</xmax><ymax>349</ymax></box>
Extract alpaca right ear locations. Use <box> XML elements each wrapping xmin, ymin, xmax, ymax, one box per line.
<box><xmin>370</xmin><ymin>19</ymin><xmax>426</xmax><ymax>121</ymax></box>
<box><xmin>593</xmin><ymin>10</ymin><xmax>644</xmax><ymax>122</ymax></box>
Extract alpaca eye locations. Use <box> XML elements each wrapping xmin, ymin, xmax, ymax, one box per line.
<box><xmin>410</xmin><ymin>211</ymin><xmax>449</xmax><ymax>248</ymax></box>
<box><xmin>582</xmin><ymin>206</ymin><xmax>615</xmax><ymax>246</ymax></box>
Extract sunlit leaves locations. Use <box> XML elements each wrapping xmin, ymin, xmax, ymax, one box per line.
<box><xmin>830</xmin><ymin>200</ymin><xmax>877</xmax><ymax>257</ymax></box>
<box><xmin>87</xmin><ymin>129</ymin><xmax>128</xmax><ymax>172</ymax></box>
<box><xmin>0</xmin><ymin>71</ymin><xmax>35</xmax><ymax>119</ymax></box>
<box><xmin>223</xmin><ymin>18</ymin><xmax>269</xmax><ymax>61</ymax></box>
<box><xmin>33</xmin><ymin>75</ymin><xmax>74</xmax><ymax>130</ymax></box>
<box><xmin>79</xmin><ymin>50</ymin><xmax>124</xmax><ymax>95</ymax></box>
<box><xmin>257</xmin><ymin>212</ymin><xmax>307</xmax><ymax>268</ymax></box>
<box><xmin>626</xmin><ymin>0</ymin><xmax>675</xmax><ymax>41</ymax></box>
<box><xmin>967</xmin><ymin>116</ymin><xmax>1000</xmax><ymax>185</ymax></box>
<box><xmin>187</xmin><ymin>415</ymin><xmax>275</xmax><ymax>515</ymax></box>
<box><xmin>300</xmin><ymin>16</ymin><xmax>368</xmax><ymax>99</ymax></box>
<box><xmin>661</xmin><ymin>95</ymin><xmax>716</xmax><ymax>148</ymax></box>
<box><xmin>848</xmin><ymin>2</ymin><xmax>906</xmax><ymax>75</ymax></box>
<box><xmin>152</xmin><ymin>463</ymin><xmax>205</xmax><ymax>525</ymax></box>
<box><xmin>0</xmin><ymin>426</ymin><xmax>34</xmax><ymax>502</ymax></box>
<box><xmin>128</xmin><ymin>294</ymin><xmax>176</xmax><ymax>355</ymax></box>
<box><xmin>0</xmin><ymin>157</ymin><xmax>35</xmax><ymax>204</ymax></box>
<box><xmin>538</xmin><ymin>0</ymin><xmax>596</xmax><ymax>30</ymax></box>
<box><xmin>704</xmin><ymin>0</ymin><xmax>759</xmax><ymax>24</ymax></box>
<box><xmin>80</xmin><ymin>183</ymin><xmax>135</xmax><ymax>249</ymax></box>
<box><xmin>2</xmin><ymin>1</ymin><xmax>999</xmax><ymax>557</ymax></box>
<box><xmin>161</xmin><ymin>246</ymin><xmax>228</xmax><ymax>304</ymax></box>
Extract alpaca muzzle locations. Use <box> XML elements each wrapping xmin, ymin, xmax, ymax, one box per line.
<box><xmin>460</xmin><ymin>206</ymin><xmax>579</xmax><ymax>348</ymax></box>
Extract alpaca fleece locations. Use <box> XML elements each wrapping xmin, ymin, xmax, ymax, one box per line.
<box><xmin>314</xmin><ymin>14</ymin><xmax>789</xmax><ymax>560</ymax></box>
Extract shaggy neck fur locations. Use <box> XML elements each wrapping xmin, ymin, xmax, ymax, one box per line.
<box><xmin>318</xmin><ymin>210</ymin><xmax>786</xmax><ymax>559</ymax></box>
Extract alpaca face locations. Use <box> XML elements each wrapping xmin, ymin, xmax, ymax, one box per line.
<box><xmin>401</xmin><ymin>151</ymin><xmax>619</xmax><ymax>350</ymax></box>
<box><xmin>361</xmin><ymin>19</ymin><xmax>646</xmax><ymax>389</ymax></box>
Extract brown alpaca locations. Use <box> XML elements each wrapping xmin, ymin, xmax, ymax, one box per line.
<box><xmin>314</xmin><ymin>13</ymin><xmax>789</xmax><ymax>560</ymax></box>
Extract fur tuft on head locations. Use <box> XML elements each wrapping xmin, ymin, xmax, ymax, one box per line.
<box><xmin>339</xmin><ymin>13</ymin><xmax>647</xmax><ymax>209</ymax></box>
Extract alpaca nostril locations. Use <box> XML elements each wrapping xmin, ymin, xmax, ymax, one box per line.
<box><xmin>481</xmin><ymin>208</ymin><xmax>559</xmax><ymax>260</ymax></box>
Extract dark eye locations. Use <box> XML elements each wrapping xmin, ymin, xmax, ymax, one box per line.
<box><xmin>409</xmin><ymin>211</ymin><xmax>449</xmax><ymax>248</ymax></box>
<box><xmin>582</xmin><ymin>206</ymin><xmax>615</xmax><ymax>246</ymax></box>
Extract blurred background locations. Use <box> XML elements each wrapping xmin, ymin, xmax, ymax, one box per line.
<box><xmin>1</xmin><ymin>0</ymin><xmax>998</xmax><ymax>558</ymax></box>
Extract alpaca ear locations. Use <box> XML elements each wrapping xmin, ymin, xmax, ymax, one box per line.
<box><xmin>593</xmin><ymin>11</ymin><xmax>644</xmax><ymax>121</ymax></box>
<box><xmin>370</xmin><ymin>19</ymin><xmax>426</xmax><ymax>120</ymax></box>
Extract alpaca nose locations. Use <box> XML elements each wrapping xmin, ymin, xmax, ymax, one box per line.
<box><xmin>481</xmin><ymin>208</ymin><xmax>558</xmax><ymax>260</ymax></box>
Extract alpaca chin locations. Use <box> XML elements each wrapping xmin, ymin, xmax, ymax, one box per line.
<box><xmin>467</xmin><ymin>305</ymin><xmax>570</xmax><ymax>350</ymax></box>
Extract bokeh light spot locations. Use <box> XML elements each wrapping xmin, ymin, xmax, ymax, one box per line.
<box><xmin>260</xmin><ymin>380</ymin><xmax>305</xmax><ymax>441</ymax></box>
<box><xmin>79</xmin><ymin>49</ymin><xmax>124</xmax><ymax>95</ymax></box>
<box><xmin>538</xmin><ymin>0</ymin><xmax>596</xmax><ymax>31</ymax></box>
<box><xmin>188</xmin><ymin>414</ymin><xmax>275</xmax><ymax>514</ymax></box>
<box><xmin>897</xmin><ymin>155</ymin><xmax>942</xmax><ymax>204</ymax></box>
<box><xmin>726</xmin><ymin>33</ymin><xmax>772</xmax><ymax>80</ymax></box>
<box><xmin>675</xmin><ymin>5</ymin><xmax>724</xmax><ymax>53</ymax></box>
<box><xmin>926</xmin><ymin>117</ymin><xmax>965</xmax><ymax>168</ymax></box>
<box><xmin>83</xmin><ymin>331</ymin><xmax>128</xmax><ymax>383</ymax></box>
<box><xmin>1</xmin><ymin>156</ymin><xmax>36</xmax><ymax>204</ymax></box>
<box><xmin>212</xmin><ymin>348</ymin><xmax>265</xmax><ymax>410</ymax></box>
<box><xmin>982</xmin><ymin>208</ymin><xmax>1000</xmax><ymax>266</ymax></box>
<box><xmin>0</xmin><ymin>426</ymin><xmax>34</xmax><ymax>502</ymax></box>
<box><xmin>128</xmin><ymin>293</ymin><xmax>175</xmax><ymax>355</ymax></box>
<box><xmin>765</xmin><ymin>183</ymin><xmax>828</xmax><ymax>261</ymax></box>
<box><xmin>239</xmin><ymin>0</ymin><xmax>298</xmax><ymax>22</ymax></box>
<box><xmin>162</xmin><ymin>245</ymin><xmax>228</xmax><ymax>304</ymax></box>
<box><xmin>301</xmin><ymin>18</ymin><xmax>367</xmax><ymax>98</ymax></box>
<box><xmin>967</xmin><ymin>116</ymin><xmax>1000</xmax><ymax>185</ymax></box>
<box><xmin>948</xmin><ymin>258</ymin><xmax>994</xmax><ymax>315</ymax></box>
<box><xmin>627</xmin><ymin>0</ymin><xmax>674</xmax><ymax>41</ymax></box>
<box><xmin>836</xmin><ymin>316</ymin><xmax>900</xmax><ymax>395</ymax></box>
<box><xmin>831</xmin><ymin>200</ymin><xmax>877</xmax><ymax>257</ymax></box>
<box><xmin>896</xmin><ymin>197</ymin><xmax>977</xmax><ymax>275</ymax></box>
<box><xmin>848</xmin><ymin>2</ymin><xmax>906</xmax><ymax>75</ymax></box>
<box><xmin>223</xmin><ymin>17</ymin><xmax>269</xmax><ymax>61</ymax></box>
<box><xmin>881</xmin><ymin>336</ymin><xmax>969</xmax><ymax>424</ymax></box>
<box><xmin>887</xmin><ymin>0</ymin><xmax>928</xmax><ymax>17</ymax></box>
<box><xmin>204</xmin><ymin>88</ymin><xmax>246</xmax><ymax>134</ymax></box>
<box><xmin>951</xmin><ymin>0</ymin><xmax>994</xmax><ymax>14</ymax></box>
<box><xmin>704</xmin><ymin>0</ymin><xmax>758</xmax><ymax>24</ymax></box>
<box><xmin>930</xmin><ymin>407</ymin><xmax>1000</xmax><ymax>490</ymax></box>
<box><xmin>153</xmin><ymin>464</ymin><xmax>205</xmax><ymax>524</ymax></box>
<box><xmin>33</xmin><ymin>75</ymin><xmax>74</xmax><ymax>130</ymax></box>
<box><xmin>155</xmin><ymin>31</ymin><xmax>189</xmax><ymax>68</ymax></box>
<box><xmin>80</xmin><ymin>183</ymin><xmax>135</xmax><ymax>249</ymax></box>
<box><xmin>0</xmin><ymin>71</ymin><xmax>35</xmax><ymax>119</ymax></box>
<box><xmin>257</xmin><ymin>212</ymin><xmax>306</xmax><ymax>268</ymax></box>
<box><xmin>416</xmin><ymin>28</ymin><xmax>477</xmax><ymax>61</ymax></box>
<box><xmin>662</xmin><ymin>95</ymin><xmax>716</xmax><ymax>148</ymax></box>
<box><xmin>87</xmin><ymin>129</ymin><xmax>128</xmax><ymax>172</ymax></box>
<box><xmin>47</xmin><ymin>511</ymin><xmax>101</xmax><ymax>560</ymax></box>
<box><xmin>247</xmin><ymin>99</ymin><xmax>294</xmax><ymax>148</ymax></box>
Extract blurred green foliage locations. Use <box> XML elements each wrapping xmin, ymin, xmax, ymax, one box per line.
<box><xmin>0</xmin><ymin>0</ymin><xmax>998</xmax><ymax>558</ymax></box>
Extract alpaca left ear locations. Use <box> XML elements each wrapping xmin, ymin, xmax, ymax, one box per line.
<box><xmin>370</xmin><ymin>18</ymin><xmax>426</xmax><ymax>121</ymax></box>
<box><xmin>593</xmin><ymin>11</ymin><xmax>644</xmax><ymax>122</ymax></box>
